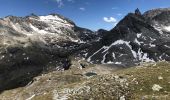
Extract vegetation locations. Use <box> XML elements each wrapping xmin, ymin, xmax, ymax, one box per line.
<box><xmin>0</xmin><ymin>62</ymin><xmax>170</xmax><ymax>100</ymax></box>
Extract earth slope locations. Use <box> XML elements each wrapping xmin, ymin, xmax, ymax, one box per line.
<box><xmin>0</xmin><ymin>62</ymin><xmax>170</xmax><ymax>100</ymax></box>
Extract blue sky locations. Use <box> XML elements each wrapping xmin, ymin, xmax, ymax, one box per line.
<box><xmin>0</xmin><ymin>0</ymin><xmax>170</xmax><ymax>30</ymax></box>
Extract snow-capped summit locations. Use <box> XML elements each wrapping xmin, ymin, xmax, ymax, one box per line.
<box><xmin>0</xmin><ymin>13</ymin><xmax>97</xmax><ymax>49</ymax></box>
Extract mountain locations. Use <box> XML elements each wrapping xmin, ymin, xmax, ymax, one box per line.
<box><xmin>1</xmin><ymin>8</ymin><xmax>170</xmax><ymax>93</ymax></box>
<box><xmin>83</xmin><ymin>8</ymin><xmax>170</xmax><ymax>66</ymax></box>
<box><xmin>0</xmin><ymin>13</ymin><xmax>97</xmax><ymax>92</ymax></box>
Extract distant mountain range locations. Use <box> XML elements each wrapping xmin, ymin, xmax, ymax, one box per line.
<box><xmin>0</xmin><ymin>8</ymin><xmax>170</xmax><ymax>92</ymax></box>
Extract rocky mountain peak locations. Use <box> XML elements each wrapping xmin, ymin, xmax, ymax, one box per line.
<box><xmin>0</xmin><ymin>12</ymin><xmax>98</xmax><ymax>92</ymax></box>
<box><xmin>83</xmin><ymin>8</ymin><xmax>170</xmax><ymax>67</ymax></box>
<box><xmin>25</xmin><ymin>13</ymin><xmax>39</xmax><ymax>19</ymax></box>
<box><xmin>135</xmin><ymin>8</ymin><xmax>142</xmax><ymax>16</ymax></box>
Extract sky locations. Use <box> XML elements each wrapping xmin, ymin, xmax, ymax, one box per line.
<box><xmin>0</xmin><ymin>0</ymin><xmax>170</xmax><ymax>30</ymax></box>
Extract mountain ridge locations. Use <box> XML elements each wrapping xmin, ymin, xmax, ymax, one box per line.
<box><xmin>0</xmin><ymin>8</ymin><xmax>170</xmax><ymax>92</ymax></box>
<box><xmin>82</xmin><ymin>8</ymin><xmax>170</xmax><ymax>66</ymax></box>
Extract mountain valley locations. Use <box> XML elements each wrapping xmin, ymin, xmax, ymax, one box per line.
<box><xmin>0</xmin><ymin>8</ymin><xmax>170</xmax><ymax>99</ymax></box>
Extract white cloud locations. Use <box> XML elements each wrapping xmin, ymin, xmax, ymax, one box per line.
<box><xmin>54</xmin><ymin>0</ymin><xmax>74</xmax><ymax>7</ymax></box>
<box><xmin>117</xmin><ymin>13</ymin><xmax>123</xmax><ymax>16</ymax></box>
<box><xmin>112</xmin><ymin>7</ymin><xmax>118</xmax><ymax>10</ymax></box>
<box><xmin>103</xmin><ymin>17</ymin><xmax>117</xmax><ymax>23</ymax></box>
<box><xmin>79</xmin><ymin>7</ymin><xmax>86</xmax><ymax>11</ymax></box>
<box><xmin>85</xmin><ymin>2</ymin><xmax>90</xmax><ymax>5</ymax></box>
<box><xmin>55</xmin><ymin>0</ymin><xmax>64</xmax><ymax>7</ymax></box>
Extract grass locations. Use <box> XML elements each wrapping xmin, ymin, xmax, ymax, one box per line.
<box><xmin>113</xmin><ymin>62</ymin><xmax>170</xmax><ymax>99</ymax></box>
<box><xmin>0</xmin><ymin>62</ymin><xmax>170</xmax><ymax>100</ymax></box>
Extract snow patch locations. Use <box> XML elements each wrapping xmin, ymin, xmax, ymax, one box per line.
<box><xmin>165</xmin><ymin>45</ymin><xmax>170</xmax><ymax>48</ymax></box>
<box><xmin>150</xmin><ymin>37</ymin><xmax>156</xmax><ymax>41</ymax></box>
<box><xmin>137</xmin><ymin>33</ymin><xmax>142</xmax><ymax>38</ymax></box>
<box><xmin>137</xmin><ymin>49</ymin><xmax>154</xmax><ymax>62</ymax></box>
<box><xmin>115</xmin><ymin>62</ymin><xmax>122</xmax><ymax>64</ymax></box>
<box><xmin>106</xmin><ymin>61</ymin><xmax>114</xmax><ymax>64</ymax></box>
<box><xmin>149</xmin><ymin>43</ymin><xmax>156</xmax><ymax>47</ymax></box>
<box><xmin>112</xmin><ymin>40</ymin><xmax>129</xmax><ymax>45</ymax></box>
<box><xmin>134</xmin><ymin>38</ymin><xmax>143</xmax><ymax>45</ymax></box>
<box><xmin>163</xmin><ymin>26</ymin><xmax>170</xmax><ymax>32</ymax></box>
<box><xmin>104</xmin><ymin>40</ymin><xmax>137</xmax><ymax>61</ymax></box>
<box><xmin>112</xmin><ymin>52</ymin><xmax>116</xmax><ymax>59</ymax></box>
<box><xmin>107</xmin><ymin>40</ymin><xmax>137</xmax><ymax>58</ymax></box>
<box><xmin>101</xmin><ymin>52</ymin><xmax>108</xmax><ymax>64</ymax></box>
<box><xmin>30</xmin><ymin>24</ymin><xmax>48</xmax><ymax>34</ymax></box>
<box><xmin>39</xmin><ymin>15</ymin><xmax>74</xmax><ymax>34</ymax></box>
<box><xmin>142</xmin><ymin>53</ymin><xmax>154</xmax><ymax>62</ymax></box>
<box><xmin>88</xmin><ymin>40</ymin><xmax>138</xmax><ymax>63</ymax></box>
<box><xmin>88</xmin><ymin>39</ymin><xmax>155</xmax><ymax>64</ymax></box>
<box><xmin>106</xmin><ymin>61</ymin><xmax>122</xmax><ymax>65</ymax></box>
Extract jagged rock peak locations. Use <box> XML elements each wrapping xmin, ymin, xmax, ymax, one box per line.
<box><xmin>135</xmin><ymin>8</ymin><xmax>142</xmax><ymax>16</ymax></box>
<box><xmin>26</xmin><ymin>13</ymin><xmax>39</xmax><ymax>18</ymax></box>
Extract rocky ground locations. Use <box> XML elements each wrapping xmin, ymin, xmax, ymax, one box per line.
<box><xmin>0</xmin><ymin>61</ymin><xmax>170</xmax><ymax>100</ymax></box>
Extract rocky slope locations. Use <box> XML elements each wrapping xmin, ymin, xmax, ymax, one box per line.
<box><xmin>83</xmin><ymin>8</ymin><xmax>170</xmax><ymax>66</ymax></box>
<box><xmin>1</xmin><ymin>62</ymin><xmax>170</xmax><ymax>100</ymax></box>
<box><xmin>0</xmin><ymin>13</ymin><xmax>97</xmax><ymax>92</ymax></box>
<box><xmin>1</xmin><ymin>8</ymin><xmax>170</xmax><ymax>93</ymax></box>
